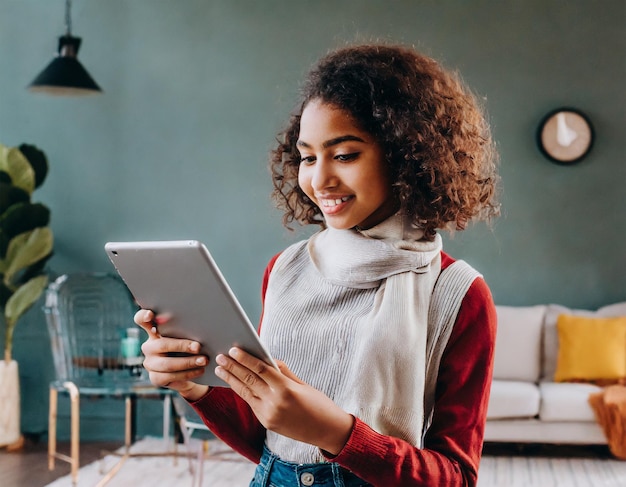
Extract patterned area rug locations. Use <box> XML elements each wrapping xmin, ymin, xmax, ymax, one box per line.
<box><xmin>45</xmin><ymin>438</ymin><xmax>626</xmax><ymax>487</ymax></box>
<box><xmin>478</xmin><ymin>455</ymin><xmax>626</xmax><ymax>487</ymax></box>
<box><xmin>45</xmin><ymin>437</ymin><xmax>256</xmax><ymax>487</ymax></box>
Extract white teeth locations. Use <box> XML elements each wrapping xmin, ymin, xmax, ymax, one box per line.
<box><xmin>321</xmin><ymin>197</ymin><xmax>350</xmax><ymax>207</ymax></box>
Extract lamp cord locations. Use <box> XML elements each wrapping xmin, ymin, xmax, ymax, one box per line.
<box><xmin>64</xmin><ymin>0</ymin><xmax>72</xmax><ymax>35</ymax></box>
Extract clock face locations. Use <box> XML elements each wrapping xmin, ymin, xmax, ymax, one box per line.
<box><xmin>538</xmin><ymin>109</ymin><xmax>594</xmax><ymax>164</ymax></box>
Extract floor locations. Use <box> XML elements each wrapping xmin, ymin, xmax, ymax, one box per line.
<box><xmin>0</xmin><ymin>435</ymin><xmax>121</xmax><ymax>487</ymax></box>
<box><xmin>0</xmin><ymin>435</ymin><xmax>615</xmax><ymax>487</ymax></box>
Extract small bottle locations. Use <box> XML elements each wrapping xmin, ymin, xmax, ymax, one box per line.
<box><xmin>121</xmin><ymin>328</ymin><xmax>141</xmax><ymax>359</ymax></box>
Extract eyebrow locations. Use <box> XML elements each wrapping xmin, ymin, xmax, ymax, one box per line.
<box><xmin>296</xmin><ymin>135</ymin><xmax>366</xmax><ymax>149</ymax></box>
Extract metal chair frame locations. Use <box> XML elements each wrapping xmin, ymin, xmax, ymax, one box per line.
<box><xmin>44</xmin><ymin>273</ymin><xmax>178</xmax><ymax>486</ymax></box>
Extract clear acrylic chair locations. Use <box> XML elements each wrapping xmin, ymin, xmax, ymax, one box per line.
<box><xmin>44</xmin><ymin>273</ymin><xmax>177</xmax><ymax>486</ymax></box>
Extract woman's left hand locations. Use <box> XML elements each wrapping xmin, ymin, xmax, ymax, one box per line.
<box><xmin>215</xmin><ymin>347</ymin><xmax>354</xmax><ymax>455</ymax></box>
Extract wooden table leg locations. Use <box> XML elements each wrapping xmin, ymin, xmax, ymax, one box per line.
<box><xmin>48</xmin><ymin>387</ymin><xmax>57</xmax><ymax>471</ymax></box>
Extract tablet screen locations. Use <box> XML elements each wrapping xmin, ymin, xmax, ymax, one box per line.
<box><xmin>105</xmin><ymin>240</ymin><xmax>276</xmax><ymax>386</ymax></box>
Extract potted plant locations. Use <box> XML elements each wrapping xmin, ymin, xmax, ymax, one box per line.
<box><xmin>0</xmin><ymin>142</ymin><xmax>53</xmax><ymax>447</ymax></box>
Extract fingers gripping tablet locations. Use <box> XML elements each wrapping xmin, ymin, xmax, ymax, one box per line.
<box><xmin>104</xmin><ymin>240</ymin><xmax>277</xmax><ymax>386</ymax></box>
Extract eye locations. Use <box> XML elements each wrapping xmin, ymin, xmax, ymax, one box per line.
<box><xmin>299</xmin><ymin>155</ymin><xmax>316</xmax><ymax>165</ymax></box>
<box><xmin>335</xmin><ymin>152</ymin><xmax>359</xmax><ymax>162</ymax></box>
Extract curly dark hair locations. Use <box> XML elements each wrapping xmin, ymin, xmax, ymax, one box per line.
<box><xmin>270</xmin><ymin>43</ymin><xmax>499</xmax><ymax>240</ymax></box>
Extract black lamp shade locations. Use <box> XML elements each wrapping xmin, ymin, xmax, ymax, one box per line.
<box><xmin>28</xmin><ymin>35</ymin><xmax>102</xmax><ymax>96</ymax></box>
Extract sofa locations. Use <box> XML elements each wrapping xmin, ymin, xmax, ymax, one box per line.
<box><xmin>484</xmin><ymin>301</ymin><xmax>626</xmax><ymax>445</ymax></box>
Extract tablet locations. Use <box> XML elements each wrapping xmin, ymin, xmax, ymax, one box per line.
<box><xmin>104</xmin><ymin>240</ymin><xmax>277</xmax><ymax>386</ymax></box>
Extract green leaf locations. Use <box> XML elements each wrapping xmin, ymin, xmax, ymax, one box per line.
<box><xmin>0</xmin><ymin>203</ymin><xmax>50</xmax><ymax>256</ymax></box>
<box><xmin>4</xmin><ymin>274</ymin><xmax>48</xmax><ymax>327</ymax></box>
<box><xmin>0</xmin><ymin>145</ymin><xmax>35</xmax><ymax>195</ymax></box>
<box><xmin>3</xmin><ymin>228</ymin><xmax>53</xmax><ymax>285</ymax></box>
<box><xmin>0</xmin><ymin>182</ymin><xmax>30</xmax><ymax>215</ymax></box>
<box><xmin>0</xmin><ymin>281</ymin><xmax>12</xmax><ymax>308</ymax></box>
<box><xmin>18</xmin><ymin>144</ymin><xmax>48</xmax><ymax>189</ymax></box>
<box><xmin>17</xmin><ymin>252</ymin><xmax>52</xmax><ymax>286</ymax></box>
<box><xmin>0</xmin><ymin>229</ymin><xmax>7</xmax><ymax>265</ymax></box>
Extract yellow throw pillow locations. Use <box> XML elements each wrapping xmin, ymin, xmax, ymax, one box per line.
<box><xmin>554</xmin><ymin>314</ymin><xmax>626</xmax><ymax>383</ymax></box>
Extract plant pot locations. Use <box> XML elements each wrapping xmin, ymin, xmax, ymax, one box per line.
<box><xmin>0</xmin><ymin>360</ymin><xmax>21</xmax><ymax>446</ymax></box>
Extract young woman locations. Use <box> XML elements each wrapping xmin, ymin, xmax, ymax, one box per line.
<box><xmin>135</xmin><ymin>43</ymin><xmax>499</xmax><ymax>486</ymax></box>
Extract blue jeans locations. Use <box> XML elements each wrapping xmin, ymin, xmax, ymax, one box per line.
<box><xmin>249</xmin><ymin>445</ymin><xmax>372</xmax><ymax>487</ymax></box>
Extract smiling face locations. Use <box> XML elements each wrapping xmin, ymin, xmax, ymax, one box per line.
<box><xmin>297</xmin><ymin>100</ymin><xmax>397</xmax><ymax>230</ymax></box>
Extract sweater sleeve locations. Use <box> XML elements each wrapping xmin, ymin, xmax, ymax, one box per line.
<box><xmin>188</xmin><ymin>387</ymin><xmax>265</xmax><ymax>463</ymax></box>
<box><xmin>326</xmin><ymin>276</ymin><xmax>497</xmax><ymax>487</ymax></box>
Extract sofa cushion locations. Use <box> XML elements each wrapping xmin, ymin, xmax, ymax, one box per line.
<box><xmin>598</xmin><ymin>302</ymin><xmax>626</xmax><ymax>316</ymax></box>
<box><xmin>493</xmin><ymin>305</ymin><xmax>545</xmax><ymax>382</ymax></box>
<box><xmin>542</xmin><ymin>302</ymin><xmax>626</xmax><ymax>381</ymax></box>
<box><xmin>487</xmin><ymin>380</ymin><xmax>541</xmax><ymax>419</ymax></box>
<box><xmin>554</xmin><ymin>315</ymin><xmax>626</xmax><ymax>383</ymax></box>
<box><xmin>539</xmin><ymin>382</ymin><xmax>602</xmax><ymax>422</ymax></box>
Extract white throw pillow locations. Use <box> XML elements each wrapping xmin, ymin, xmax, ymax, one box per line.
<box><xmin>493</xmin><ymin>305</ymin><xmax>546</xmax><ymax>382</ymax></box>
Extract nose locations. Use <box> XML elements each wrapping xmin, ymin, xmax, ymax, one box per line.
<box><xmin>310</xmin><ymin>158</ymin><xmax>338</xmax><ymax>191</ymax></box>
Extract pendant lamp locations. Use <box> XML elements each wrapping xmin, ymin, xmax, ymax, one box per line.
<box><xmin>28</xmin><ymin>0</ymin><xmax>102</xmax><ymax>96</ymax></box>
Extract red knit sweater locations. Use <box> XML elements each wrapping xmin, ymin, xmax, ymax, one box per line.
<box><xmin>189</xmin><ymin>251</ymin><xmax>496</xmax><ymax>487</ymax></box>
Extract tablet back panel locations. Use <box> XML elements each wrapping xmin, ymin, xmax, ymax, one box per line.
<box><xmin>104</xmin><ymin>240</ymin><xmax>274</xmax><ymax>386</ymax></box>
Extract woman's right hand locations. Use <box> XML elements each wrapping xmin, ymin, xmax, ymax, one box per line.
<box><xmin>133</xmin><ymin>309</ymin><xmax>210</xmax><ymax>401</ymax></box>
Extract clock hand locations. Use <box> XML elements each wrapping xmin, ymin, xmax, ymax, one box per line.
<box><xmin>556</xmin><ymin>112</ymin><xmax>578</xmax><ymax>147</ymax></box>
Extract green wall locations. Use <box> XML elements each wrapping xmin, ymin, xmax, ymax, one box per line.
<box><xmin>1</xmin><ymin>0</ymin><xmax>624</xmax><ymax>440</ymax></box>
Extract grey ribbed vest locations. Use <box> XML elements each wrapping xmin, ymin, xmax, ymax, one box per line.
<box><xmin>260</xmin><ymin>222</ymin><xmax>479</xmax><ymax>463</ymax></box>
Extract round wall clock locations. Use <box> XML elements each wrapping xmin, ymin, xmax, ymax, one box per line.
<box><xmin>537</xmin><ymin>108</ymin><xmax>594</xmax><ymax>164</ymax></box>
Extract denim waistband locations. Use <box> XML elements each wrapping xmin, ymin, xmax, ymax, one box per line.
<box><xmin>249</xmin><ymin>444</ymin><xmax>371</xmax><ymax>487</ymax></box>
